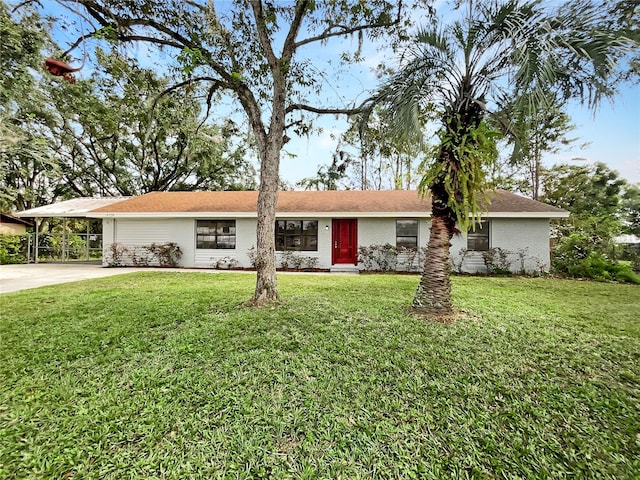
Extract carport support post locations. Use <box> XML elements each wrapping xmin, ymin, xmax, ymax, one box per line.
<box><xmin>62</xmin><ymin>217</ymin><xmax>67</xmax><ymax>262</ymax></box>
<box><xmin>34</xmin><ymin>218</ymin><xmax>40</xmax><ymax>264</ymax></box>
<box><xmin>86</xmin><ymin>219</ymin><xmax>90</xmax><ymax>260</ymax></box>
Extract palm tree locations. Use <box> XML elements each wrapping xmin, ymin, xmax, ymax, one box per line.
<box><xmin>378</xmin><ymin>0</ymin><xmax>637</xmax><ymax>317</ymax></box>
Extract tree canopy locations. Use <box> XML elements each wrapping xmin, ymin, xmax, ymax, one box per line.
<box><xmin>541</xmin><ymin>162</ymin><xmax>638</xmax><ymax>245</ymax></box>
<box><xmin>48</xmin><ymin>50</ymin><xmax>255</xmax><ymax>197</ymax></box>
<box><xmin>1</xmin><ymin>2</ymin><xmax>256</xmax><ymax>212</ymax></box>
<box><xmin>541</xmin><ymin>162</ymin><xmax>627</xmax><ymax>218</ymax></box>
<box><xmin>0</xmin><ymin>2</ymin><xmax>55</xmax><ymax>211</ymax></box>
<box><xmin>498</xmin><ymin>92</ymin><xmax>577</xmax><ymax>200</ymax></box>
<box><xmin>541</xmin><ymin>162</ymin><xmax>640</xmax><ymax>279</ymax></box>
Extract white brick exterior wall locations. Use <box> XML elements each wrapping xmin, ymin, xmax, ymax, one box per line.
<box><xmin>102</xmin><ymin>218</ymin><xmax>115</xmax><ymax>248</ymax></box>
<box><xmin>488</xmin><ymin>218</ymin><xmax>550</xmax><ymax>272</ymax></box>
<box><xmin>449</xmin><ymin>218</ymin><xmax>550</xmax><ymax>273</ymax></box>
<box><xmin>104</xmin><ymin>216</ymin><xmax>550</xmax><ymax>273</ymax></box>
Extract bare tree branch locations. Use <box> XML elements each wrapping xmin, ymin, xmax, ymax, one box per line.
<box><xmin>286</xmin><ymin>94</ymin><xmax>380</xmax><ymax>115</ymax></box>
<box><xmin>117</xmin><ymin>35</ymin><xmax>184</xmax><ymax>49</ymax></box>
<box><xmin>184</xmin><ymin>0</ymin><xmax>206</xmax><ymax>13</ymax></box>
<box><xmin>148</xmin><ymin>76</ymin><xmax>225</xmax><ymax>118</ymax></box>
<box><xmin>282</xmin><ymin>0</ymin><xmax>311</xmax><ymax>60</ymax></box>
<box><xmin>294</xmin><ymin>1</ymin><xmax>404</xmax><ymax>49</ymax></box>
<box><xmin>61</xmin><ymin>33</ymin><xmax>92</xmax><ymax>58</ymax></box>
<box><xmin>11</xmin><ymin>0</ymin><xmax>42</xmax><ymax>14</ymax></box>
<box><xmin>249</xmin><ymin>0</ymin><xmax>279</xmax><ymax>70</ymax></box>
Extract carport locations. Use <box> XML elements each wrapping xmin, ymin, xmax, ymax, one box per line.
<box><xmin>15</xmin><ymin>198</ymin><xmax>127</xmax><ymax>263</ymax></box>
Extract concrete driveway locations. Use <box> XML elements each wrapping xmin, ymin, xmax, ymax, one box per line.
<box><xmin>0</xmin><ymin>263</ymin><xmax>162</xmax><ymax>294</ymax></box>
<box><xmin>0</xmin><ymin>263</ymin><xmax>350</xmax><ymax>294</ymax></box>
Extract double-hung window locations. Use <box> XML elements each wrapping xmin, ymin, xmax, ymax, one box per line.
<box><xmin>276</xmin><ymin>220</ymin><xmax>318</xmax><ymax>251</ymax></box>
<box><xmin>467</xmin><ymin>220</ymin><xmax>489</xmax><ymax>251</ymax></box>
<box><xmin>396</xmin><ymin>219</ymin><xmax>418</xmax><ymax>248</ymax></box>
<box><xmin>196</xmin><ymin>220</ymin><xmax>236</xmax><ymax>249</ymax></box>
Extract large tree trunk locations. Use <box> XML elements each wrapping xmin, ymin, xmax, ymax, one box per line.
<box><xmin>247</xmin><ymin>68</ymin><xmax>286</xmax><ymax>306</ymax></box>
<box><xmin>412</xmin><ymin>213</ymin><xmax>454</xmax><ymax>316</ymax></box>
<box><xmin>249</xmin><ymin>140</ymin><xmax>282</xmax><ymax>306</ymax></box>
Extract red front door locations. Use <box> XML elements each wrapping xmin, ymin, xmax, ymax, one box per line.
<box><xmin>332</xmin><ymin>219</ymin><xmax>358</xmax><ymax>265</ymax></box>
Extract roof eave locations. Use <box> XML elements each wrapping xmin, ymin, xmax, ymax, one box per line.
<box><xmin>483</xmin><ymin>211</ymin><xmax>569</xmax><ymax>218</ymax></box>
<box><xmin>90</xmin><ymin>210</ymin><xmax>568</xmax><ymax>219</ymax></box>
<box><xmin>90</xmin><ymin>211</ymin><xmax>431</xmax><ymax>218</ymax></box>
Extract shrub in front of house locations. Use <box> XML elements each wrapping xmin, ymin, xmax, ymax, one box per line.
<box><xmin>128</xmin><ymin>246</ymin><xmax>153</xmax><ymax>267</ymax></box>
<box><xmin>396</xmin><ymin>245</ymin><xmax>423</xmax><ymax>272</ymax></box>
<box><xmin>247</xmin><ymin>246</ymin><xmax>257</xmax><ymax>268</ymax></box>
<box><xmin>359</xmin><ymin>244</ymin><xmax>547</xmax><ymax>276</ymax></box>
<box><xmin>278</xmin><ymin>250</ymin><xmax>294</xmax><ymax>269</ymax></box>
<box><xmin>359</xmin><ymin>244</ymin><xmax>426</xmax><ymax>273</ymax></box>
<box><xmin>304</xmin><ymin>256</ymin><xmax>319</xmax><ymax>269</ymax></box>
<box><xmin>358</xmin><ymin>243</ymin><xmax>399</xmax><ymax>272</ymax></box>
<box><xmin>290</xmin><ymin>253</ymin><xmax>306</xmax><ymax>270</ymax></box>
<box><xmin>104</xmin><ymin>242</ymin><xmax>182</xmax><ymax>267</ymax></box>
<box><xmin>450</xmin><ymin>248</ymin><xmax>470</xmax><ymax>273</ymax></box>
<box><xmin>481</xmin><ymin>247</ymin><xmax>512</xmax><ymax>275</ymax></box>
<box><xmin>105</xmin><ymin>242</ymin><xmax>128</xmax><ymax>266</ymax></box>
<box><xmin>146</xmin><ymin>242</ymin><xmax>182</xmax><ymax>267</ymax></box>
<box><xmin>214</xmin><ymin>256</ymin><xmax>239</xmax><ymax>270</ymax></box>
<box><xmin>276</xmin><ymin>251</ymin><xmax>321</xmax><ymax>271</ymax></box>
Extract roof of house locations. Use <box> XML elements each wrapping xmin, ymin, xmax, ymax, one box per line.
<box><xmin>15</xmin><ymin>197</ymin><xmax>130</xmax><ymax>218</ymax></box>
<box><xmin>88</xmin><ymin>190</ymin><xmax>568</xmax><ymax>218</ymax></box>
<box><xmin>1</xmin><ymin>213</ymin><xmax>34</xmax><ymax>226</ymax></box>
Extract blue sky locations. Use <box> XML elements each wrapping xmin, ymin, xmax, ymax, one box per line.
<box><xmin>553</xmin><ymin>92</ymin><xmax>640</xmax><ymax>183</ymax></box>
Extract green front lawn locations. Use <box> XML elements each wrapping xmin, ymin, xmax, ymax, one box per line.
<box><xmin>1</xmin><ymin>273</ymin><xmax>638</xmax><ymax>479</ymax></box>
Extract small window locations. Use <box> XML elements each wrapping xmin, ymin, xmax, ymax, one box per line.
<box><xmin>196</xmin><ymin>220</ymin><xmax>236</xmax><ymax>249</ymax></box>
<box><xmin>276</xmin><ymin>220</ymin><xmax>318</xmax><ymax>251</ymax></box>
<box><xmin>396</xmin><ymin>219</ymin><xmax>418</xmax><ymax>248</ymax></box>
<box><xmin>467</xmin><ymin>220</ymin><xmax>489</xmax><ymax>251</ymax></box>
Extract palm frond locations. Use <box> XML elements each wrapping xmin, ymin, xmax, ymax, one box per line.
<box><xmin>372</xmin><ymin>0</ymin><xmax>637</xmax><ymax>226</ymax></box>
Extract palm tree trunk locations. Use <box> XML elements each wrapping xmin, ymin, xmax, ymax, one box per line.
<box><xmin>412</xmin><ymin>213</ymin><xmax>454</xmax><ymax>316</ymax></box>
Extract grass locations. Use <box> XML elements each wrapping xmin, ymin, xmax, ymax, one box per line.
<box><xmin>1</xmin><ymin>272</ymin><xmax>639</xmax><ymax>479</ymax></box>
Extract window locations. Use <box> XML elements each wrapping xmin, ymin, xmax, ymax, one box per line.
<box><xmin>196</xmin><ymin>220</ymin><xmax>236</xmax><ymax>249</ymax></box>
<box><xmin>396</xmin><ymin>219</ymin><xmax>418</xmax><ymax>248</ymax></box>
<box><xmin>276</xmin><ymin>220</ymin><xmax>318</xmax><ymax>251</ymax></box>
<box><xmin>467</xmin><ymin>220</ymin><xmax>489</xmax><ymax>251</ymax></box>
